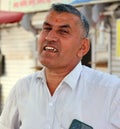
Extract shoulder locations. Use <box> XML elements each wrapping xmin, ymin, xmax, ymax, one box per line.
<box><xmin>16</xmin><ymin>71</ymin><xmax>40</xmax><ymax>86</ymax></box>
<box><xmin>11</xmin><ymin>71</ymin><xmax>41</xmax><ymax>96</ymax></box>
<box><xmin>81</xmin><ymin>65</ymin><xmax>120</xmax><ymax>88</ymax></box>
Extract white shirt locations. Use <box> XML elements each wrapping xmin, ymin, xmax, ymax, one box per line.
<box><xmin>0</xmin><ymin>62</ymin><xmax>120</xmax><ymax>129</ymax></box>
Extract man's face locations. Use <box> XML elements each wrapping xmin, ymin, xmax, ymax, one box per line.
<box><xmin>38</xmin><ymin>11</ymin><xmax>89</xmax><ymax>70</ymax></box>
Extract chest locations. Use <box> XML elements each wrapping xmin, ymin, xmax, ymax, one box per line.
<box><xmin>18</xmin><ymin>84</ymin><xmax>115</xmax><ymax>129</ymax></box>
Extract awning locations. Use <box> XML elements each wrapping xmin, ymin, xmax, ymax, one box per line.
<box><xmin>0</xmin><ymin>11</ymin><xmax>24</xmax><ymax>24</ymax></box>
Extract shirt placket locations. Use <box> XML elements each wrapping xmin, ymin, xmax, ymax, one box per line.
<box><xmin>46</xmin><ymin>92</ymin><xmax>58</xmax><ymax>129</ymax></box>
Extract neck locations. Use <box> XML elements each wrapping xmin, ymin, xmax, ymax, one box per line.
<box><xmin>44</xmin><ymin>61</ymin><xmax>80</xmax><ymax>95</ymax></box>
<box><xmin>45</xmin><ymin>68</ymin><xmax>71</xmax><ymax>96</ymax></box>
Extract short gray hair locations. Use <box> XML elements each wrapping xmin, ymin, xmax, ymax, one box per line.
<box><xmin>49</xmin><ymin>3</ymin><xmax>89</xmax><ymax>37</ymax></box>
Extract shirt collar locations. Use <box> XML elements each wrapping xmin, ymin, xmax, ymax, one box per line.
<box><xmin>62</xmin><ymin>61</ymin><xmax>83</xmax><ymax>90</ymax></box>
<box><xmin>36</xmin><ymin>62</ymin><xmax>83</xmax><ymax>90</ymax></box>
<box><xmin>36</xmin><ymin>67</ymin><xmax>46</xmax><ymax>81</ymax></box>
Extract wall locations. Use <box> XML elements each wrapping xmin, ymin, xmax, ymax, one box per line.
<box><xmin>0</xmin><ymin>24</ymin><xmax>36</xmax><ymax>110</ymax></box>
<box><xmin>110</xmin><ymin>17</ymin><xmax>120</xmax><ymax>77</ymax></box>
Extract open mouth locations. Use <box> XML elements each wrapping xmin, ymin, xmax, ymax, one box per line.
<box><xmin>44</xmin><ymin>46</ymin><xmax>58</xmax><ymax>53</ymax></box>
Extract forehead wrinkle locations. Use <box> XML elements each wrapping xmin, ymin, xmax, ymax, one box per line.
<box><xmin>44</xmin><ymin>11</ymin><xmax>84</xmax><ymax>35</ymax></box>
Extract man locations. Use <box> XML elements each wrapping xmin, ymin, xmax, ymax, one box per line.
<box><xmin>0</xmin><ymin>3</ymin><xmax>120</xmax><ymax>129</ymax></box>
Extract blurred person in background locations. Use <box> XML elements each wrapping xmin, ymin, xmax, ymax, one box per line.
<box><xmin>0</xmin><ymin>3</ymin><xmax>120</xmax><ymax>129</ymax></box>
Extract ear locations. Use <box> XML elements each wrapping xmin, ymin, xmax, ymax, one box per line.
<box><xmin>77</xmin><ymin>38</ymin><xmax>90</xmax><ymax>58</ymax></box>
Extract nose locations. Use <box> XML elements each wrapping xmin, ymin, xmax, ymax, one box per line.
<box><xmin>45</xmin><ymin>30</ymin><xmax>58</xmax><ymax>41</ymax></box>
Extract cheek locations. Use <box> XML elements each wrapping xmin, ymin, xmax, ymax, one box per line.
<box><xmin>38</xmin><ymin>31</ymin><xmax>47</xmax><ymax>42</ymax></box>
<box><xmin>37</xmin><ymin>34</ymin><xmax>46</xmax><ymax>51</ymax></box>
<box><xmin>39</xmin><ymin>32</ymin><xmax>45</xmax><ymax>42</ymax></box>
<box><xmin>62</xmin><ymin>44</ymin><xmax>78</xmax><ymax>57</ymax></box>
<box><xmin>72</xmin><ymin>44</ymin><xmax>82</xmax><ymax>57</ymax></box>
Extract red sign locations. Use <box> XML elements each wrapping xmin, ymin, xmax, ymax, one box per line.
<box><xmin>10</xmin><ymin>0</ymin><xmax>68</xmax><ymax>12</ymax></box>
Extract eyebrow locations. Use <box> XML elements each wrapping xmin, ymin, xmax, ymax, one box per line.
<box><xmin>43</xmin><ymin>21</ymin><xmax>71</xmax><ymax>29</ymax></box>
<box><xmin>43</xmin><ymin>22</ymin><xmax>51</xmax><ymax>26</ymax></box>
<box><xmin>59</xmin><ymin>24</ymin><xmax>71</xmax><ymax>29</ymax></box>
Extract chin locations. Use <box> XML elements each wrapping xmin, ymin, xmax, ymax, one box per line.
<box><xmin>40</xmin><ymin>60</ymin><xmax>52</xmax><ymax>67</ymax></box>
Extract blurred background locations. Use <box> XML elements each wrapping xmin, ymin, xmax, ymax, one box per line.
<box><xmin>0</xmin><ymin>0</ymin><xmax>120</xmax><ymax>113</ymax></box>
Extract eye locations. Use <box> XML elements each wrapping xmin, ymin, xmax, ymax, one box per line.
<box><xmin>59</xmin><ymin>29</ymin><xmax>69</xmax><ymax>34</ymax></box>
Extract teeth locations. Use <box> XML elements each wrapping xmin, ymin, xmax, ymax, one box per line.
<box><xmin>44</xmin><ymin>46</ymin><xmax>57</xmax><ymax>52</ymax></box>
